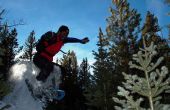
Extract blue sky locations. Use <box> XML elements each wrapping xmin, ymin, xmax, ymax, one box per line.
<box><xmin>0</xmin><ymin>0</ymin><xmax>170</xmax><ymax>65</ymax></box>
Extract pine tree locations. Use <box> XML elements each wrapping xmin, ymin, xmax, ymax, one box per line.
<box><xmin>0</xmin><ymin>72</ymin><xmax>10</xmax><ymax>100</ymax></box>
<box><xmin>107</xmin><ymin>0</ymin><xmax>141</xmax><ymax>78</ymax></box>
<box><xmin>85</xmin><ymin>28</ymin><xmax>114</xmax><ymax>110</ymax></box>
<box><xmin>0</xmin><ymin>10</ymin><xmax>5</xmax><ymax>66</ymax></box>
<box><xmin>0</xmin><ymin>47</ymin><xmax>4</xmax><ymax>65</ymax></box>
<box><xmin>46</xmin><ymin>51</ymin><xmax>84</xmax><ymax>110</ymax></box>
<box><xmin>0</xmin><ymin>25</ymin><xmax>20</xmax><ymax>78</ymax></box>
<box><xmin>106</xmin><ymin>0</ymin><xmax>141</xmax><ymax>100</ymax></box>
<box><xmin>0</xmin><ymin>9</ymin><xmax>22</xmax><ymax>76</ymax></box>
<box><xmin>113</xmin><ymin>37</ymin><xmax>170</xmax><ymax>110</ymax></box>
<box><xmin>140</xmin><ymin>11</ymin><xmax>162</xmax><ymax>46</ymax></box>
<box><xmin>0</xmin><ymin>18</ymin><xmax>5</xmax><ymax>66</ymax></box>
<box><xmin>0</xmin><ymin>19</ymin><xmax>10</xmax><ymax>100</ymax></box>
<box><xmin>20</xmin><ymin>30</ymin><xmax>36</xmax><ymax>61</ymax></box>
<box><xmin>0</xmin><ymin>9</ymin><xmax>12</xmax><ymax>100</ymax></box>
<box><xmin>168</xmin><ymin>25</ymin><xmax>170</xmax><ymax>42</ymax></box>
<box><xmin>140</xmin><ymin>11</ymin><xmax>170</xmax><ymax>74</ymax></box>
<box><xmin>78</xmin><ymin>58</ymin><xmax>92</xmax><ymax>110</ymax></box>
<box><xmin>164</xmin><ymin>0</ymin><xmax>170</xmax><ymax>42</ymax></box>
<box><xmin>61</xmin><ymin>51</ymin><xmax>86</xmax><ymax>110</ymax></box>
<box><xmin>165</xmin><ymin>0</ymin><xmax>170</xmax><ymax>40</ymax></box>
<box><xmin>79</xmin><ymin>58</ymin><xmax>96</xmax><ymax>110</ymax></box>
<box><xmin>164</xmin><ymin>0</ymin><xmax>170</xmax><ymax>5</ymax></box>
<box><xmin>79</xmin><ymin>58</ymin><xmax>91</xmax><ymax>90</ymax></box>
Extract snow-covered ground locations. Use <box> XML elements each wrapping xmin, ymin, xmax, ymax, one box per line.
<box><xmin>1</xmin><ymin>61</ymin><xmax>61</xmax><ymax>110</ymax></box>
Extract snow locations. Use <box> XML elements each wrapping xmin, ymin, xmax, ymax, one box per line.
<box><xmin>0</xmin><ymin>101</ymin><xmax>8</xmax><ymax>109</ymax></box>
<box><xmin>2</xmin><ymin>61</ymin><xmax>61</xmax><ymax>110</ymax></box>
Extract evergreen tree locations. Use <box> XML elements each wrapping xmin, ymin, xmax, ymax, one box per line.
<box><xmin>140</xmin><ymin>11</ymin><xmax>170</xmax><ymax>73</ymax></box>
<box><xmin>20</xmin><ymin>30</ymin><xmax>36</xmax><ymax>61</ymax></box>
<box><xmin>46</xmin><ymin>51</ymin><xmax>84</xmax><ymax>110</ymax></box>
<box><xmin>86</xmin><ymin>28</ymin><xmax>114</xmax><ymax>110</ymax></box>
<box><xmin>165</xmin><ymin>0</ymin><xmax>170</xmax><ymax>40</ymax></box>
<box><xmin>78</xmin><ymin>58</ymin><xmax>92</xmax><ymax>110</ymax></box>
<box><xmin>0</xmin><ymin>25</ymin><xmax>20</xmax><ymax>78</ymax></box>
<box><xmin>106</xmin><ymin>0</ymin><xmax>141</xmax><ymax>94</ymax></box>
<box><xmin>113</xmin><ymin>38</ymin><xmax>170</xmax><ymax>110</ymax></box>
<box><xmin>0</xmin><ymin>72</ymin><xmax>10</xmax><ymax>100</ymax></box>
<box><xmin>0</xmin><ymin>15</ymin><xmax>5</xmax><ymax>65</ymax></box>
<box><xmin>107</xmin><ymin>0</ymin><xmax>141</xmax><ymax>65</ymax></box>
<box><xmin>0</xmin><ymin>47</ymin><xmax>4</xmax><ymax>65</ymax></box>
<box><xmin>164</xmin><ymin>0</ymin><xmax>170</xmax><ymax>41</ymax></box>
<box><xmin>0</xmin><ymin>9</ymin><xmax>13</xmax><ymax>99</ymax></box>
<box><xmin>140</xmin><ymin>11</ymin><xmax>162</xmax><ymax>46</ymax></box>
<box><xmin>60</xmin><ymin>51</ymin><xmax>83</xmax><ymax>110</ymax></box>
<box><xmin>0</xmin><ymin>31</ymin><xmax>9</xmax><ymax>100</ymax></box>
<box><xmin>164</xmin><ymin>0</ymin><xmax>170</xmax><ymax>5</ymax></box>
<box><xmin>79</xmin><ymin>58</ymin><xmax>91</xmax><ymax>90</ymax></box>
<box><xmin>167</xmin><ymin>11</ymin><xmax>170</xmax><ymax>49</ymax></box>
<box><xmin>0</xmin><ymin>9</ymin><xmax>22</xmax><ymax>77</ymax></box>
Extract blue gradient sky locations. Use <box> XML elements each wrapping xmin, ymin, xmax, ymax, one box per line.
<box><xmin>0</xmin><ymin>0</ymin><xmax>170</xmax><ymax>65</ymax></box>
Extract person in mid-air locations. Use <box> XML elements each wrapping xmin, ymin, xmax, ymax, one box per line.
<box><xmin>33</xmin><ymin>25</ymin><xmax>89</xmax><ymax>82</ymax></box>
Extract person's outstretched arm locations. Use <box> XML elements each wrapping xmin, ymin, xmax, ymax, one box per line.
<box><xmin>63</xmin><ymin>37</ymin><xmax>89</xmax><ymax>44</ymax></box>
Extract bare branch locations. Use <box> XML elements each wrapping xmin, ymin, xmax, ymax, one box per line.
<box><xmin>0</xmin><ymin>20</ymin><xmax>25</xmax><ymax>28</ymax></box>
<box><xmin>0</xmin><ymin>9</ymin><xmax>5</xmax><ymax>19</ymax></box>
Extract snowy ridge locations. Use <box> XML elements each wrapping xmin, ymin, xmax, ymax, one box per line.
<box><xmin>2</xmin><ymin>61</ymin><xmax>61</xmax><ymax>110</ymax></box>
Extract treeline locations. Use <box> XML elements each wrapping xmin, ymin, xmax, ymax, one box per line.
<box><xmin>0</xmin><ymin>9</ymin><xmax>22</xmax><ymax>100</ymax></box>
<box><xmin>0</xmin><ymin>0</ymin><xmax>170</xmax><ymax>110</ymax></box>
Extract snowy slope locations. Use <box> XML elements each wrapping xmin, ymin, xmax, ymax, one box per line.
<box><xmin>2</xmin><ymin>61</ymin><xmax>61</xmax><ymax>110</ymax></box>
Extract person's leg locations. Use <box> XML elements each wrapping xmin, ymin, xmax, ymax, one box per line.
<box><xmin>33</xmin><ymin>53</ymin><xmax>44</xmax><ymax>69</ymax></box>
<box><xmin>36</xmin><ymin>61</ymin><xmax>54</xmax><ymax>82</ymax></box>
<box><xmin>52</xmin><ymin>63</ymin><xmax>66</xmax><ymax>101</ymax></box>
<box><xmin>33</xmin><ymin>54</ymin><xmax>54</xmax><ymax>82</ymax></box>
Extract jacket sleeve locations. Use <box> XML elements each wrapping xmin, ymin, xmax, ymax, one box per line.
<box><xmin>63</xmin><ymin>37</ymin><xmax>82</xmax><ymax>43</ymax></box>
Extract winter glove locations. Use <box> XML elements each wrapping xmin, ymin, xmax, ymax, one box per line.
<box><xmin>81</xmin><ymin>37</ymin><xmax>89</xmax><ymax>44</ymax></box>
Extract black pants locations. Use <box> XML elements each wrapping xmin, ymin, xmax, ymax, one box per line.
<box><xmin>33</xmin><ymin>53</ymin><xmax>54</xmax><ymax>81</ymax></box>
<box><xmin>33</xmin><ymin>53</ymin><xmax>65</xmax><ymax>81</ymax></box>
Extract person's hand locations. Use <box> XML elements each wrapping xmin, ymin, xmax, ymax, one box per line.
<box><xmin>81</xmin><ymin>37</ymin><xmax>89</xmax><ymax>44</ymax></box>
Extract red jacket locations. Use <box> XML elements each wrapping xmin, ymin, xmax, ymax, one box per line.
<box><xmin>40</xmin><ymin>34</ymin><xmax>64</xmax><ymax>61</ymax></box>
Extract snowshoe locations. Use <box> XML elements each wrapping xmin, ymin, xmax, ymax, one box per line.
<box><xmin>43</xmin><ymin>86</ymin><xmax>65</xmax><ymax>102</ymax></box>
<box><xmin>54</xmin><ymin>90</ymin><xmax>65</xmax><ymax>101</ymax></box>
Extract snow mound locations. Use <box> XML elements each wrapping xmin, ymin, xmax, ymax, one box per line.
<box><xmin>2</xmin><ymin>61</ymin><xmax>61</xmax><ymax>110</ymax></box>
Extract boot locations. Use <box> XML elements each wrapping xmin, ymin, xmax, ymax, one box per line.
<box><xmin>36</xmin><ymin>71</ymin><xmax>49</xmax><ymax>82</ymax></box>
